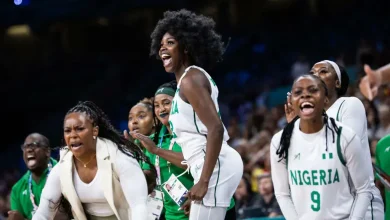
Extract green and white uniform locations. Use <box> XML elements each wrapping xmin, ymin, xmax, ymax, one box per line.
<box><xmin>142</xmin><ymin>126</ymin><xmax>194</xmax><ymax>220</ymax></box>
<box><xmin>10</xmin><ymin>158</ymin><xmax>57</xmax><ymax>220</ymax></box>
<box><xmin>169</xmin><ymin>66</ymin><xmax>243</xmax><ymax>219</ymax></box>
<box><xmin>142</xmin><ymin>126</ymin><xmax>236</xmax><ymax>219</ymax></box>
<box><xmin>327</xmin><ymin>96</ymin><xmax>384</xmax><ymax>218</ymax></box>
<box><xmin>270</xmin><ymin>118</ymin><xmax>384</xmax><ymax>220</ymax></box>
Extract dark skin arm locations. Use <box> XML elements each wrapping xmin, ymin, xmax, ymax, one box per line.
<box><xmin>134</xmin><ymin>133</ymin><xmax>187</xmax><ymax>169</ymax></box>
<box><xmin>180</xmin><ymin>69</ymin><xmax>224</xmax><ymax>201</ymax></box>
<box><xmin>154</xmin><ymin>148</ymin><xmax>186</xmax><ymax>169</ymax></box>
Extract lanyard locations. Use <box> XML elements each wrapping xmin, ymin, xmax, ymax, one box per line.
<box><xmin>155</xmin><ymin>133</ymin><xmax>164</xmax><ymax>186</ymax></box>
<box><xmin>155</xmin><ymin>127</ymin><xmax>175</xmax><ymax>186</ymax></box>
<box><xmin>28</xmin><ymin>161</ymin><xmax>52</xmax><ymax>212</ymax></box>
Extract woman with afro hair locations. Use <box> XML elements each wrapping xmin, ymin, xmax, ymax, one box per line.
<box><xmin>150</xmin><ymin>9</ymin><xmax>243</xmax><ymax>220</ymax></box>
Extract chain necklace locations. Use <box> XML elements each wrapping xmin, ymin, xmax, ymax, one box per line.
<box><xmin>74</xmin><ymin>154</ymin><xmax>96</xmax><ymax>168</ymax></box>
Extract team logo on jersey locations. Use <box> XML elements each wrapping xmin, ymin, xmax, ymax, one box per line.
<box><xmin>385</xmin><ymin>146</ymin><xmax>390</xmax><ymax>152</ymax></box>
<box><xmin>22</xmin><ymin>189</ymin><xmax>27</xmax><ymax>195</ymax></box>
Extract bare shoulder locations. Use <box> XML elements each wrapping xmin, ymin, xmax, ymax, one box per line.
<box><xmin>180</xmin><ymin>68</ymin><xmax>209</xmax><ymax>89</ymax></box>
<box><xmin>180</xmin><ymin>67</ymin><xmax>211</xmax><ymax>101</ymax></box>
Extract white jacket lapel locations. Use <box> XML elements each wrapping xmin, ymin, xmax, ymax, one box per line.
<box><xmin>96</xmin><ymin>138</ymin><xmax>121</xmax><ymax>220</ymax></box>
<box><xmin>60</xmin><ymin>150</ymin><xmax>87</xmax><ymax>220</ymax></box>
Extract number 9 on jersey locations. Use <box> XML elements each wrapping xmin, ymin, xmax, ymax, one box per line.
<box><xmin>311</xmin><ymin>191</ymin><xmax>321</xmax><ymax>212</ymax></box>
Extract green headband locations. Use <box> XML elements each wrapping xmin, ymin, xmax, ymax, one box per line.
<box><xmin>155</xmin><ymin>87</ymin><xmax>175</xmax><ymax>97</ymax></box>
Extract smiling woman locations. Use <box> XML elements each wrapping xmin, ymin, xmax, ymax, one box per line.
<box><xmin>150</xmin><ymin>9</ymin><xmax>243</xmax><ymax>220</ymax></box>
<box><xmin>270</xmin><ymin>74</ymin><xmax>384</xmax><ymax>219</ymax></box>
<box><xmin>32</xmin><ymin>101</ymin><xmax>156</xmax><ymax>220</ymax></box>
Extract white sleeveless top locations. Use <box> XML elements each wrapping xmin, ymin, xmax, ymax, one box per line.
<box><xmin>168</xmin><ymin>65</ymin><xmax>230</xmax><ymax>163</ymax></box>
<box><xmin>73</xmin><ymin>168</ymin><xmax>114</xmax><ymax>217</ymax></box>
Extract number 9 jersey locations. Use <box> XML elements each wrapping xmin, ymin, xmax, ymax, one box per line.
<box><xmin>270</xmin><ymin>118</ymin><xmax>384</xmax><ymax>220</ymax></box>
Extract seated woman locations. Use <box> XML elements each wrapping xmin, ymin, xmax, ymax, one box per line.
<box><xmin>33</xmin><ymin>101</ymin><xmax>155</xmax><ymax>220</ymax></box>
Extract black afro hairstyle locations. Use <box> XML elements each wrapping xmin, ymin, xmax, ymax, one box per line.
<box><xmin>150</xmin><ymin>9</ymin><xmax>225</xmax><ymax>70</ymax></box>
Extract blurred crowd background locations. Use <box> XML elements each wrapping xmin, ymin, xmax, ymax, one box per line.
<box><xmin>1</xmin><ymin>0</ymin><xmax>389</xmax><ymax>219</ymax></box>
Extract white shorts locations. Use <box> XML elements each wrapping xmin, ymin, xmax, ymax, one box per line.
<box><xmin>189</xmin><ymin>145</ymin><xmax>243</xmax><ymax>207</ymax></box>
<box><xmin>364</xmin><ymin>194</ymin><xmax>384</xmax><ymax>220</ymax></box>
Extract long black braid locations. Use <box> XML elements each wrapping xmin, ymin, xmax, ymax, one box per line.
<box><xmin>56</xmin><ymin>101</ymin><xmax>157</xmax><ymax>216</ymax></box>
<box><xmin>276</xmin><ymin>74</ymin><xmax>339</xmax><ymax>162</ymax></box>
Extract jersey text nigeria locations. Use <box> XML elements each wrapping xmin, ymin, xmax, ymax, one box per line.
<box><xmin>289</xmin><ymin>169</ymin><xmax>340</xmax><ymax>186</ymax></box>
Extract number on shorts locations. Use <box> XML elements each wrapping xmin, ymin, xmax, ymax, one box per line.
<box><xmin>311</xmin><ymin>191</ymin><xmax>321</xmax><ymax>212</ymax></box>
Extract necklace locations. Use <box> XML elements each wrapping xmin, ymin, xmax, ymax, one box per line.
<box><xmin>74</xmin><ymin>154</ymin><xmax>96</xmax><ymax>168</ymax></box>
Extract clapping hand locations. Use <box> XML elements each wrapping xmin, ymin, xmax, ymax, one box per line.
<box><xmin>133</xmin><ymin>132</ymin><xmax>159</xmax><ymax>154</ymax></box>
<box><xmin>359</xmin><ymin>64</ymin><xmax>382</xmax><ymax>101</ymax></box>
<box><xmin>284</xmin><ymin>92</ymin><xmax>297</xmax><ymax>123</ymax></box>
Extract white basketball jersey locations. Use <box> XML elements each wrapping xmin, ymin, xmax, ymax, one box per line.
<box><xmin>274</xmin><ymin>118</ymin><xmax>360</xmax><ymax>219</ymax></box>
<box><xmin>326</xmin><ymin>97</ymin><xmax>369</xmax><ymax>149</ymax></box>
<box><xmin>168</xmin><ymin>65</ymin><xmax>230</xmax><ymax>162</ymax></box>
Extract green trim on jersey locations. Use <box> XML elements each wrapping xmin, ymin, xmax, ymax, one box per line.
<box><xmin>336</xmin><ymin>127</ymin><xmax>346</xmax><ymax>166</ymax></box>
<box><xmin>193</xmin><ymin>110</ymin><xmax>200</xmax><ymax>133</ymax></box>
<box><xmin>336</xmin><ymin>100</ymin><xmax>346</xmax><ymax>121</ymax></box>
<box><xmin>370</xmin><ymin>195</ymin><xmax>374</xmax><ymax>220</ymax></box>
<box><xmin>214</xmin><ymin>158</ymin><xmax>221</xmax><ymax>207</ymax></box>
<box><xmin>141</xmin><ymin>127</ymin><xmax>234</xmax><ymax>218</ymax></box>
<box><xmin>10</xmin><ymin>158</ymin><xmax>58</xmax><ymax>220</ymax></box>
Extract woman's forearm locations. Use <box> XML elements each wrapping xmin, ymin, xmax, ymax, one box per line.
<box><xmin>155</xmin><ymin>149</ymin><xmax>187</xmax><ymax>169</ymax></box>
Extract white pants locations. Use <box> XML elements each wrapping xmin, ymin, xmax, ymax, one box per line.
<box><xmin>189</xmin><ymin>145</ymin><xmax>243</xmax><ymax>207</ymax></box>
<box><xmin>189</xmin><ymin>202</ymin><xmax>227</xmax><ymax>220</ymax></box>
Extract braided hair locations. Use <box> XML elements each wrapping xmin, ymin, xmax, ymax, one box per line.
<box><xmin>135</xmin><ymin>98</ymin><xmax>162</xmax><ymax>145</ymax></box>
<box><xmin>151</xmin><ymin>80</ymin><xmax>177</xmax><ymax>144</ymax></box>
<box><xmin>276</xmin><ymin>74</ymin><xmax>340</xmax><ymax>162</ymax></box>
<box><xmin>56</xmin><ymin>101</ymin><xmax>157</xmax><ymax>216</ymax></box>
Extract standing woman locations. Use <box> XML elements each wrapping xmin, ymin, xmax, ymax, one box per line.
<box><xmin>33</xmin><ymin>101</ymin><xmax>154</xmax><ymax>220</ymax></box>
<box><xmin>131</xmin><ymin>81</ymin><xmax>237</xmax><ymax>220</ymax></box>
<box><xmin>150</xmin><ymin>9</ymin><xmax>243</xmax><ymax>219</ymax></box>
<box><xmin>286</xmin><ymin>61</ymin><xmax>366</xmax><ymax>144</ymax></box>
<box><xmin>285</xmin><ymin>60</ymin><xmax>384</xmax><ymax>213</ymax></box>
<box><xmin>271</xmin><ymin>74</ymin><xmax>383</xmax><ymax>219</ymax></box>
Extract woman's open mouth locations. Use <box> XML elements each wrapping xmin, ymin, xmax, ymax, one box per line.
<box><xmin>300</xmin><ymin>102</ymin><xmax>315</xmax><ymax>116</ymax></box>
<box><xmin>161</xmin><ymin>54</ymin><xmax>172</xmax><ymax>67</ymax></box>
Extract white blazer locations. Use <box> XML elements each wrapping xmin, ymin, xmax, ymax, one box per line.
<box><xmin>59</xmin><ymin>138</ymin><xmax>132</xmax><ymax>220</ymax></box>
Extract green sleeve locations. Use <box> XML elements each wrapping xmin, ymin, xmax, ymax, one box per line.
<box><xmin>10</xmin><ymin>186</ymin><xmax>22</xmax><ymax>213</ymax></box>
